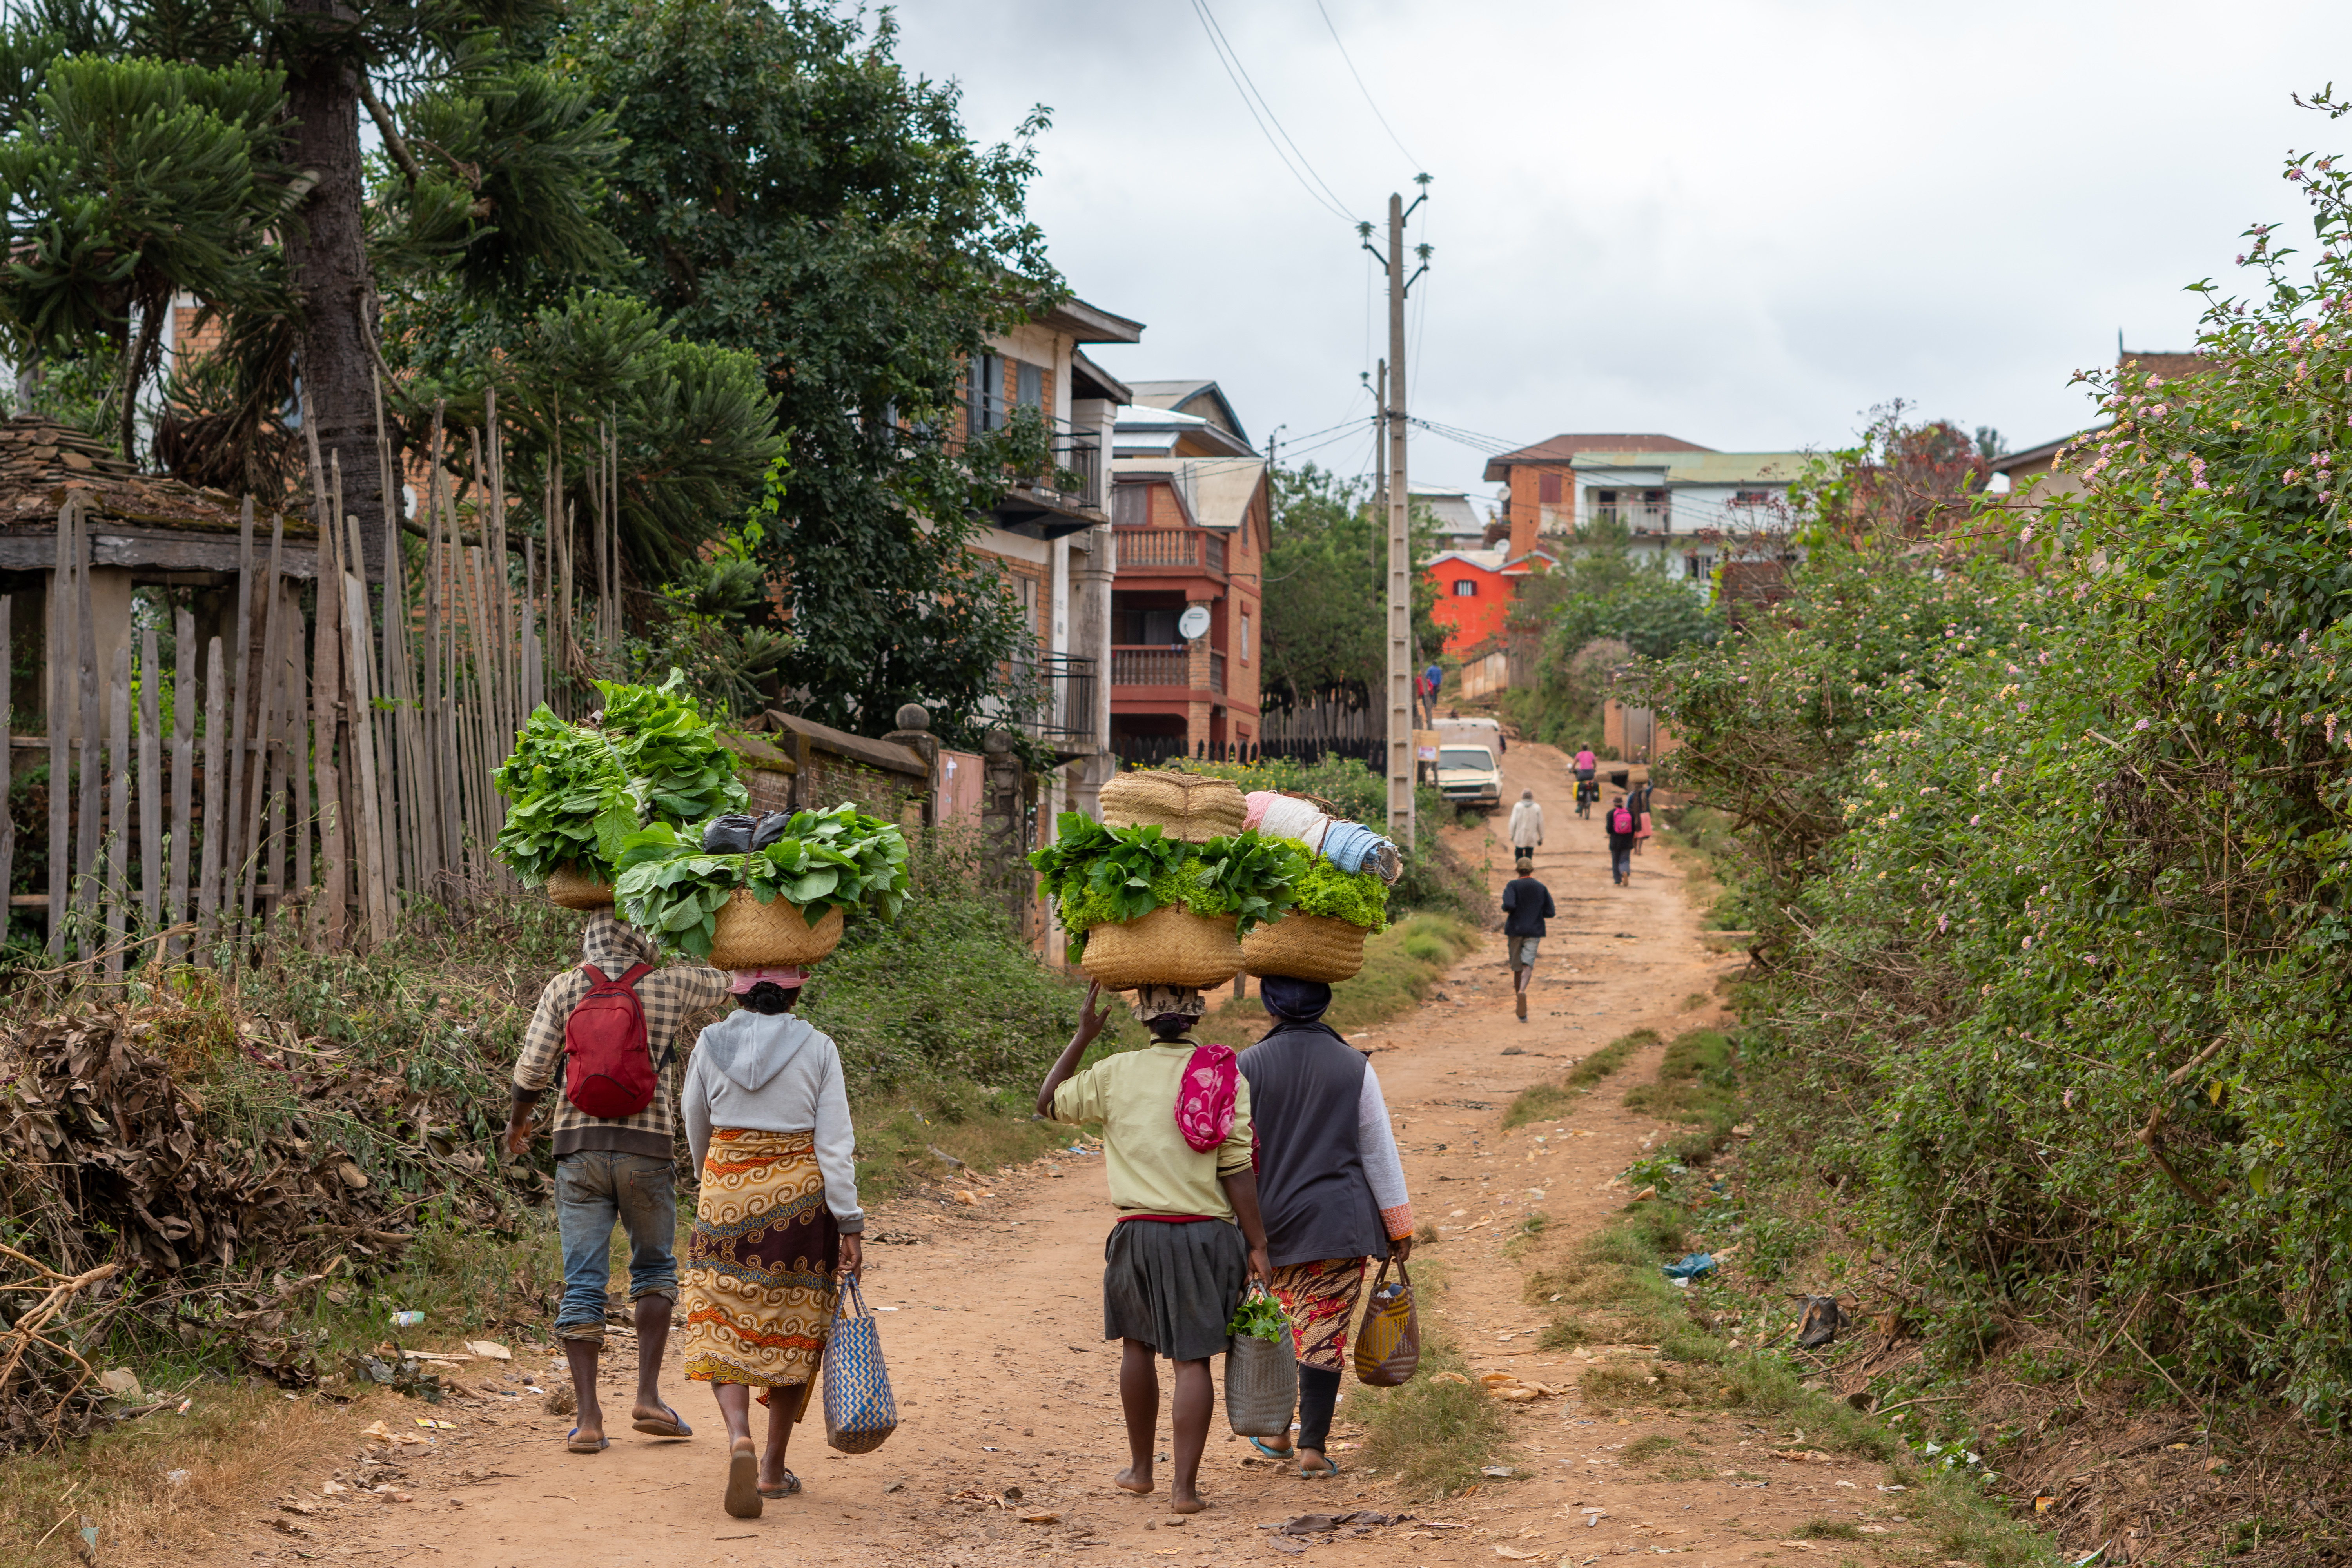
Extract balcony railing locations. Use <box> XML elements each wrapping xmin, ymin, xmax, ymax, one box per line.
<box><xmin>1590</xmin><ymin>499</ymin><xmax>1671</xmax><ymax>533</ymax></box>
<box><xmin>987</xmin><ymin>412</ymin><xmax>1105</xmax><ymax>529</ymax></box>
<box><xmin>1016</xmin><ymin>652</ymin><xmax>1098</xmax><ymax>743</ymax></box>
<box><xmin>1113</xmin><ymin>527</ymin><xmax>1228</xmax><ymax>576</ymax></box>
<box><xmin>1111</xmin><ymin>646</ymin><xmax>1190</xmax><ymax>687</ymax></box>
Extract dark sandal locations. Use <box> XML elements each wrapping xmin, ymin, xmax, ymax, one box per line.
<box><xmin>756</xmin><ymin>1469</ymin><xmax>801</xmax><ymax>1499</ymax></box>
<box><xmin>632</xmin><ymin>1401</ymin><xmax>692</xmax><ymax>1437</ymax></box>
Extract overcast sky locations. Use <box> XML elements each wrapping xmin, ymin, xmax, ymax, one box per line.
<box><xmin>890</xmin><ymin>0</ymin><xmax>2351</xmax><ymax>503</ymax></box>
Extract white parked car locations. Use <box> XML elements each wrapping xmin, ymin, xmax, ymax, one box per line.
<box><xmin>1436</xmin><ymin>744</ymin><xmax>1503</xmax><ymax>813</ymax></box>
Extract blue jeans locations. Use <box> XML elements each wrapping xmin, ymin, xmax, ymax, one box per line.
<box><xmin>1611</xmin><ymin>845</ymin><xmax>1632</xmax><ymax>881</ymax></box>
<box><xmin>554</xmin><ymin>1151</ymin><xmax>679</xmax><ymax>1343</ymax></box>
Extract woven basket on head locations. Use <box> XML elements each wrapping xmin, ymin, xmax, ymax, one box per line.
<box><xmin>1080</xmin><ymin>904</ymin><xmax>1243</xmax><ymax>991</ymax></box>
<box><xmin>707</xmin><ymin>888</ymin><xmax>845</xmax><ymax>969</ymax></box>
<box><xmin>546</xmin><ymin>863</ymin><xmax>617</xmax><ymax>911</ymax></box>
<box><xmin>1099</xmin><ymin>770</ymin><xmax>1247</xmax><ymax>844</ymax></box>
<box><xmin>1241</xmin><ymin>913</ymin><xmax>1368</xmax><ymax>983</ymax></box>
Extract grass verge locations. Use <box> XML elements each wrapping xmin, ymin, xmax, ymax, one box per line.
<box><xmin>1502</xmin><ymin>1028</ymin><xmax>1658</xmax><ymax>1126</ymax></box>
<box><xmin>1344</xmin><ymin>1261</ymin><xmax>1509</xmax><ymax>1500</ymax></box>
<box><xmin>1621</xmin><ymin>1027</ymin><xmax>1742</xmax><ymax>1164</ymax></box>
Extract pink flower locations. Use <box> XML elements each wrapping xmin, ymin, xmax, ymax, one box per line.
<box><xmin>2190</xmin><ymin>456</ymin><xmax>2210</xmax><ymax>489</ymax></box>
<box><xmin>1970</xmin><ymin>814</ymin><xmax>1981</xmax><ymax>826</ymax></box>
<box><xmin>2135</xmin><ymin>718</ymin><xmax>2150</xmax><ymax>731</ymax></box>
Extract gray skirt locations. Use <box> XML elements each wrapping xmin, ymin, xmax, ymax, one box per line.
<box><xmin>1102</xmin><ymin>1218</ymin><xmax>1249</xmax><ymax>1362</ymax></box>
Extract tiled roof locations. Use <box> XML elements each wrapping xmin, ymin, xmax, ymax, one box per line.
<box><xmin>1482</xmin><ymin>432</ymin><xmax>1712</xmax><ymax>482</ymax></box>
<box><xmin>0</xmin><ymin>416</ymin><xmax>306</xmax><ymax>536</ymax></box>
<box><xmin>2117</xmin><ymin>348</ymin><xmax>2217</xmax><ymax>383</ymax></box>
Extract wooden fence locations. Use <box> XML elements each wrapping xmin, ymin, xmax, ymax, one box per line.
<box><xmin>24</xmin><ymin>396</ymin><xmax>632</xmax><ymax>971</ymax></box>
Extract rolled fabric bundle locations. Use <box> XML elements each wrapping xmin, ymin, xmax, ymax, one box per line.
<box><xmin>1322</xmin><ymin>820</ymin><xmax>1403</xmax><ymax>883</ymax></box>
<box><xmin>1241</xmin><ymin>792</ymin><xmax>1272</xmax><ymax>833</ymax></box>
<box><xmin>1250</xmin><ymin>793</ymin><xmax>1333</xmax><ymax>852</ymax></box>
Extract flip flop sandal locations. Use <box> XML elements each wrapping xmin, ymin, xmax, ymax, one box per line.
<box><xmin>1298</xmin><ymin>1456</ymin><xmax>1343</xmax><ymax>1479</ymax></box>
<box><xmin>756</xmin><ymin>1470</ymin><xmax>801</xmax><ymax>1499</ymax></box>
<box><xmin>566</xmin><ymin>1427</ymin><xmax>608</xmax><ymax>1454</ymax></box>
<box><xmin>724</xmin><ymin>1443</ymin><xmax>762</xmax><ymax>1519</ymax></box>
<box><xmin>632</xmin><ymin>1402</ymin><xmax>692</xmax><ymax>1437</ymax></box>
<box><xmin>1248</xmin><ymin>1436</ymin><xmax>1296</xmax><ymax>1462</ymax></box>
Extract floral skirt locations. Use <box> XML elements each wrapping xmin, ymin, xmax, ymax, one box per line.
<box><xmin>1269</xmin><ymin>1257</ymin><xmax>1368</xmax><ymax>1373</ymax></box>
<box><xmin>680</xmin><ymin>1129</ymin><xmax>840</xmax><ymax>1391</ymax></box>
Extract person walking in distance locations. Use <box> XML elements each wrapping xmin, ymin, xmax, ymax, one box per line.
<box><xmin>1506</xmin><ymin>788</ymin><xmax>1543</xmax><ymax>862</ymax></box>
<box><xmin>1501</xmin><ymin>856</ymin><xmax>1556</xmax><ymax>1021</ymax></box>
<box><xmin>504</xmin><ymin>912</ymin><xmax>731</xmax><ymax>1454</ymax></box>
<box><xmin>1572</xmin><ymin>747</ymin><xmax>1598</xmax><ymax>818</ymax></box>
<box><xmin>1231</xmin><ymin>976</ymin><xmax>1414</xmax><ymax>1478</ymax></box>
<box><xmin>1607</xmin><ymin>795</ymin><xmax>1639</xmax><ymax>886</ymax></box>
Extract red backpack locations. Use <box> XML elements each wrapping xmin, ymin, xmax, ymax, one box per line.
<box><xmin>1610</xmin><ymin>806</ymin><xmax>1635</xmax><ymax>834</ymax></box>
<box><xmin>563</xmin><ymin>963</ymin><xmax>660</xmax><ymax>1119</ymax></box>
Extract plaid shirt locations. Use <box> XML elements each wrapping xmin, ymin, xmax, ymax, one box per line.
<box><xmin>513</xmin><ymin>913</ymin><xmax>731</xmax><ymax>1160</ymax></box>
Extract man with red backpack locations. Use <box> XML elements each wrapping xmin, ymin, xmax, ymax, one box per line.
<box><xmin>503</xmin><ymin>912</ymin><xmax>730</xmax><ymax>1454</ymax></box>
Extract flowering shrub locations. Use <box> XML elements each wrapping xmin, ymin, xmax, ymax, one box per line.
<box><xmin>1660</xmin><ymin>125</ymin><xmax>2352</xmax><ymax>1420</ymax></box>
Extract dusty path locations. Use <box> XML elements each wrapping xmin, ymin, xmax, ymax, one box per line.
<box><xmin>159</xmin><ymin>745</ymin><xmax>1931</xmax><ymax>1568</ymax></box>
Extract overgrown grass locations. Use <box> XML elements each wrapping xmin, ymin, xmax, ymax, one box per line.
<box><xmin>1502</xmin><ymin>1028</ymin><xmax>1658</xmax><ymax>1125</ymax></box>
<box><xmin>1622</xmin><ymin>1027</ymin><xmax>1742</xmax><ymax>1164</ymax></box>
<box><xmin>1517</xmin><ymin>1189</ymin><xmax>2053</xmax><ymax>1566</ymax></box>
<box><xmin>1345</xmin><ymin>1263</ymin><xmax>1510</xmax><ymax>1499</ymax></box>
<box><xmin>1652</xmin><ymin>802</ymin><xmax>1745</xmax><ymax>929</ymax></box>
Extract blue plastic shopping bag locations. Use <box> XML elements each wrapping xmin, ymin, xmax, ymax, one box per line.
<box><xmin>822</xmin><ymin>1274</ymin><xmax>898</xmax><ymax>1454</ymax></box>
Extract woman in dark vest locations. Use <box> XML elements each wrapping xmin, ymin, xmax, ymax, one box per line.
<box><xmin>1236</xmin><ymin>975</ymin><xmax>1413</xmax><ymax>1478</ymax></box>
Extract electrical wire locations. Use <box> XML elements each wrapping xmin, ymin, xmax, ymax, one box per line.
<box><xmin>1313</xmin><ymin>0</ymin><xmax>1421</xmax><ymax>169</ymax></box>
<box><xmin>1187</xmin><ymin>0</ymin><xmax>1357</xmax><ymax>224</ymax></box>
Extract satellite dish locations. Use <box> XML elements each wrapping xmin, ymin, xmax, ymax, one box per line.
<box><xmin>1177</xmin><ymin>605</ymin><xmax>1212</xmax><ymax>640</ymax></box>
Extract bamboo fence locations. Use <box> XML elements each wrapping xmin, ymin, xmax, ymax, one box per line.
<box><xmin>22</xmin><ymin>398</ymin><xmax>629</xmax><ymax>968</ymax></box>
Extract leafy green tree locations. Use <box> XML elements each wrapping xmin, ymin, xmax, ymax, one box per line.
<box><xmin>546</xmin><ymin>0</ymin><xmax>1060</xmax><ymax>740</ymax></box>
<box><xmin>1503</xmin><ymin>517</ymin><xmax>1722</xmax><ymax>744</ymax></box>
<box><xmin>1260</xmin><ymin>463</ymin><xmax>1440</xmax><ymax>707</ymax></box>
<box><xmin>0</xmin><ymin>0</ymin><xmax>627</xmax><ymax>576</ymax></box>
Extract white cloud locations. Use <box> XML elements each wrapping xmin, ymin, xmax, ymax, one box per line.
<box><xmin>891</xmin><ymin>0</ymin><xmax>2343</xmax><ymax>490</ymax></box>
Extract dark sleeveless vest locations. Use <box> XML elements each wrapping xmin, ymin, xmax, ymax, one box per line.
<box><xmin>1239</xmin><ymin>1020</ymin><xmax>1391</xmax><ymax>1268</ymax></box>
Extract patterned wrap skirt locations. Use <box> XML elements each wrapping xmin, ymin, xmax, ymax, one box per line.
<box><xmin>1269</xmin><ymin>1256</ymin><xmax>1369</xmax><ymax>1372</ymax></box>
<box><xmin>681</xmin><ymin>1129</ymin><xmax>840</xmax><ymax>1391</ymax></box>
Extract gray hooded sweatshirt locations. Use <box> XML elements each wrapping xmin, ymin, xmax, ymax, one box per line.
<box><xmin>680</xmin><ymin>1010</ymin><xmax>864</xmax><ymax>1234</ymax></box>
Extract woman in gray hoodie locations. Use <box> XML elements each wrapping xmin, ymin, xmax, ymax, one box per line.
<box><xmin>675</xmin><ymin>967</ymin><xmax>863</xmax><ymax>1519</ymax></box>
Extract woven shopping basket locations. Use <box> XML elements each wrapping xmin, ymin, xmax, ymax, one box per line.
<box><xmin>545</xmin><ymin>863</ymin><xmax>616</xmax><ymax>911</ymax></box>
<box><xmin>706</xmin><ymin>888</ymin><xmax>845</xmax><ymax>969</ymax></box>
<box><xmin>1352</xmin><ymin>1259</ymin><xmax>1420</xmax><ymax>1387</ymax></box>
<box><xmin>1241</xmin><ymin>913</ymin><xmax>1369</xmax><ymax>983</ymax></box>
<box><xmin>1079</xmin><ymin>905</ymin><xmax>1242</xmax><ymax>990</ymax></box>
<box><xmin>1100</xmin><ymin>770</ymin><xmax>1247</xmax><ymax>843</ymax></box>
<box><xmin>822</xmin><ymin>1275</ymin><xmax>898</xmax><ymax>1454</ymax></box>
<box><xmin>1224</xmin><ymin>1286</ymin><xmax>1299</xmax><ymax>1438</ymax></box>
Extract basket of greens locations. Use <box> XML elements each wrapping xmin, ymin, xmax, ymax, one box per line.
<box><xmin>1029</xmin><ymin>815</ymin><xmax>1306</xmax><ymax>991</ymax></box>
<box><xmin>1240</xmin><ymin>846</ymin><xmax>1390</xmax><ymax>982</ymax></box>
<box><xmin>1223</xmin><ymin>1284</ymin><xmax>1298</xmax><ymax>1437</ymax></box>
<box><xmin>613</xmin><ymin>804</ymin><xmax>910</xmax><ymax>965</ymax></box>
<box><xmin>492</xmin><ymin>671</ymin><xmax>749</xmax><ymax>905</ymax></box>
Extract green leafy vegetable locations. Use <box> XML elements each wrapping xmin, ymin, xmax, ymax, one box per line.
<box><xmin>492</xmin><ymin>669</ymin><xmax>750</xmax><ymax>883</ymax></box>
<box><xmin>613</xmin><ymin>804</ymin><xmax>911</xmax><ymax>960</ymax></box>
<box><xmin>1227</xmin><ymin>1286</ymin><xmax>1290</xmax><ymax>1343</ymax></box>
<box><xmin>1284</xmin><ymin>849</ymin><xmax>1391</xmax><ymax>933</ymax></box>
<box><xmin>1029</xmin><ymin>813</ymin><xmax>1306</xmax><ymax>959</ymax></box>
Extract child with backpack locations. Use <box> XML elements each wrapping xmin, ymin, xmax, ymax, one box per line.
<box><xmin>1606</xmin><ymin>795</ymin><xmax>1640</xmax><ymax>886</ymax></box>
<box><xmin>504</xmin><ymin>913</ymin><xmax>731</xmax><ymax>1455</ymax></box>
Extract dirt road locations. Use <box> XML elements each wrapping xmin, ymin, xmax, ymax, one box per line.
<box><xmin>160</xmin><ymin>743</ymin><xmax>1928</xmax><ymax>1567</ymax></box>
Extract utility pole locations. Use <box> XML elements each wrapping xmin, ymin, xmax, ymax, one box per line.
<box><xmin>1371</xmin><ymin>358</ymin><xmax>1387</xmax><ymax>530</ymax></box>
<box><xmin>1362</xmin><ymin>178</ymin><xmax>1430</xmax><ymax>845</ymax></box>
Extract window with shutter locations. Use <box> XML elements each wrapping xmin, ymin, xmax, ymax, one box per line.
<box><xmin>968</xmin><ymin>353</ymin><xmax>1005</xmax><ymax>435</ymax></box>
<box><xmin>1015</xmin><ymin>360</ymin><xmax>1043</xmax><ymax>409</ymax></box>
<box><xmin>1538</xmin><ymin>472</ymin><xmax>1562</xmax><ymax>504</ymax></box>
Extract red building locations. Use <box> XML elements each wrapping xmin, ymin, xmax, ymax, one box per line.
<box><xmin>1425</xmin><ymin>546</ymin><xmax>1554</xmax><ymax>656</ymax></box>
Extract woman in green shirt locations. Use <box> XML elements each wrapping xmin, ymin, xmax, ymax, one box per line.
<box><xmin>1037</xmin><ymin>982</ymin><xmax>1272</xmax><ymax>1515</ymax></box>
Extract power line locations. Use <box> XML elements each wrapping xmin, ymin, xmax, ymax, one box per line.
<box><xmin>1313</xmin><ymin>0</ymin><xmax>1421</xmax><ymax>169</ymax></box>
<box><xmin>1187</xmin><ymin>0</ymin><xmax>1357</xmax><ymax>224</ymax></box>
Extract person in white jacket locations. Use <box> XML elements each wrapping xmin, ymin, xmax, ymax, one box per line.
<box><xmin>1507</xmin><ymin>789</ymin><xmax>1544</xmax><ymax>855</ymax></box>
<box><xmin>676</xmin><ymin>967</ymin><xmax>863</xmax><ymax>1519</ymax></box>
